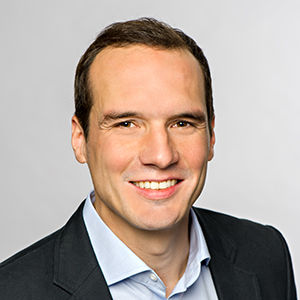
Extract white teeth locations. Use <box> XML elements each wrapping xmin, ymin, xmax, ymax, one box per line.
<box><xmin>159</xmin><ymin>181</ymin><xmax>167</xmax><ymax>189</ymax></box>
<box><xmin>133</xmin><ymin>179</ymin><xmax>178</xmax><ymax>190</ymax></box>
<box><xmin>151</xmin><ymin>182</ymin><xmax>159</xmax><ymax>189</ymax></box>
<box><xmin>139</xmin><ymin>182</ymin><xmax>145</xmax><ymax>188</ymax></box>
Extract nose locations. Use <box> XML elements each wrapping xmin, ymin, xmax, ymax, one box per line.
<box><xmin>139</xmin><ymin>127</ymin><xmax>179</xmax><ymax>169</ymax></box>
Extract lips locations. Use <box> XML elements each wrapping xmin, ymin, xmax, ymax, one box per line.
<box><xmin>129</xmin><ymin>178</ymin><xmax>182</xmax><ymax>200</ymax></box>
<box><xmin>131</xmin><ymin>179</ymin><xmax>179</xmax><ymax>190</ymax></box>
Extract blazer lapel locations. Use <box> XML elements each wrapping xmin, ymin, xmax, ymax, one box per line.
<box><xmin>53</xmin><ymin>202</ymin><xmax>113</xmax><ymax>300</ymax></box>
<box><xmin>193</xmin><ymin>208</ymin><xmax>262</xmax><ymax>300</ymax></box>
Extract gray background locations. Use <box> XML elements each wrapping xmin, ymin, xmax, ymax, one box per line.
<box><xmin>1</xmin><ymin>0</ymin><xmax>299</xmax><ymax>288</ymax></box>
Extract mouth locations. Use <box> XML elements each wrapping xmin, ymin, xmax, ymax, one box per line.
<box><xmin>130</xmin><ymin>179</ymin><xmax>181</xmax><ymax>190</ymax></box>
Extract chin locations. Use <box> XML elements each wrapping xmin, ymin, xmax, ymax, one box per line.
<box><xmin>132</xmin><ymin>208</ymin><xmax>186</xmax><ymax>231</ymax></box>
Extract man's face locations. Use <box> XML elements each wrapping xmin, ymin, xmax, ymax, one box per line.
<box><xmin>72</xmin><ymin>45</ymin><xmax>215</xmax><ymax>233</ymax></box>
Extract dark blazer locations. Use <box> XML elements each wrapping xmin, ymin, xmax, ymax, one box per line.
<box><xmin>0</xmin><ymin>201</ymin><xmax>297</xmax><ymax>299</ymax></box>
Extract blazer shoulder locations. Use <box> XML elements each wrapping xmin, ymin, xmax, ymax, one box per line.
<box><xmin>192</xmin><ymin>206</ymin><xmax>292</xmax><ymax>265</ymax></box>
<box><xmin>0</xmin><ymin>228</ymin><xmax>65</xmax><ymax>299</ymax></box>
<box><xmin>0</xmin><ymin>228</ymin><xmax>61</xmax><ymax>268</ymax></box>
<box><xmin>193</xmin><ymin>207</ymin><xmax>295</xmax><ymax>258</ymax></box>
<box><xmin>0</xmin><ymin>201</ymin><xmax>91</xmax><ymax>299</ymax></box>
<box><xmin>0</xmin><ymin>201</ymin><xmax>85</xmax><ymax>273</ymax></box>
<box><xmin>193</xmin><ymin>207</ymin><xmax>297</xmax><ymax>299</ymax></box>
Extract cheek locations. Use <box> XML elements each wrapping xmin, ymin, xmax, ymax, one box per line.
<box><xmin>179</xmin><ymin>137</ymin><xmax>210</xmax><ymax>170</ymax></box>
<box><xmin>92</xmin><ymin>137</ymin><xmax>137</xmax><ymax>176</ymax></box>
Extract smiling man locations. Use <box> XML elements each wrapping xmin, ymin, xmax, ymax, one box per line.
<box><xmin>72</xmin><ymin>44</ymin><xmax>214</xmax><ymax>298</ymax></box>
<box><xmin>0</xmin><ymin>18</ymin><xmax>297</xmax><ymax>299</ymax></box>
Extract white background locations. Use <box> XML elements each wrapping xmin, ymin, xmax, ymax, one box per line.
<box><xmin>1</xmin><ymin>0</ymin><xmax>299</xmax><ymax>289</ymax></box>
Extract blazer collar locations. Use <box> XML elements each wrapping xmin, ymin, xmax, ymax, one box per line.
<box><xmin>193</xmin><ymin>208</ymin><xmax>262</xmax><ymax>300</ymax></box>
<box><xmin>53</xmin><ymin>201</ymin><xmax>113</xmax><ymax>300</ymax></box>
<box><xmin>52</xmin><ymin>202</ymin><xmax>262</xmax><ymax>299</ymax></box>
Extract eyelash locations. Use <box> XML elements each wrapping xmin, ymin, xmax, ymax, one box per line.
<box><xmin>115</xmin><ymin>120</ymin><xmax>135</xmax><ymax>128</ymax></box>
<box><xmin>172</xmin><ymin>120</ymin><xmax>193</xmax><ymax>128</ymax></box>
<box><xmin>113</xmin><ymin>119</ymin><xmax>195</xmax><ymax>129</ymax></box>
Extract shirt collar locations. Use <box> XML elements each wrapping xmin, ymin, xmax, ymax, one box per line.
<box><xmin>83</xmin><ymin>191</ymin><xmax>211</xmax><ymax>287</ymax></box>
<box><xmin>182</xmin><ymin>208</ymin><xmax>210</xmax><ymax>289</ymax></box>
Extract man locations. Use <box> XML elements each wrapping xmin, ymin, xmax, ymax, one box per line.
<box><xmin>0</xmin><ymin>18</ymin><xmax>297</xmax><ymax>299</ymax></box>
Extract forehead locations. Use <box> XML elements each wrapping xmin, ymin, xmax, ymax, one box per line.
<box><xmin>88</xmin><ymin>45</ymin><xmax>206</xmax><ymax>115</ymax></box>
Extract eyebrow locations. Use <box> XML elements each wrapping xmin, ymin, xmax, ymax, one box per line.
<box><xmin>170</xmin><ymin>111</ymin><xmax>207</xmax><ymax>123</ymax></box>
<box><xmin>101</xmin><ymin>111</ymin><xmax>139</xmax><ymax>122</ymax></box>
<box><xmin>98</xmin><ymin>111</ymin><xmax>139</xmax><ymax>127</ymax></box>
<box><xmin>98</xmin><ymin>110</ymin><xmax>207</xmax><ymax>125</ymax></box>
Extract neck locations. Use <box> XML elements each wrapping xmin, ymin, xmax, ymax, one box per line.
<box><xmin>94</xmin><ymin>200</ymin><xmax>191</xmax><ymax>297</ymax></box>
<box><xmin>130</xmin><ymin>216</ymin><xmax>190</xmax><ymax>296</ymax></box>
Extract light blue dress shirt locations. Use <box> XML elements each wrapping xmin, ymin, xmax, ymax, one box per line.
<box><xmin>83</xmin><ymin>191</ymin><xmax>218</xmax><ymax>299</ymax></box>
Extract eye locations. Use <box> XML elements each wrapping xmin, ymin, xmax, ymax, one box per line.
<box><xmin>173</xmin><ymin>120</ymin><xmax>191</xmax><ymax>128</ymax></box>
<box><xmin>117</xmin><ymin>121</ymin><xmax>135</xmax><ymax>128</ymax></box>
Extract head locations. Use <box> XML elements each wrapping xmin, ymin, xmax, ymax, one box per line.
<box><xmin>71</xmin><ymin>18</ymin><xmax>215</xmax><ymax>235</ymax></box>
<box><xmin>74</xmin><ymin>17</ymin><xmax>214</xmax><ymax>140</ymax></box>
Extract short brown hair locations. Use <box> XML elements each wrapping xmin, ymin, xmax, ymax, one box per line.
<box><xmin>74</xmin><ymin>17</ymin><xmax>214</xmax><ymax>138</ymax></box>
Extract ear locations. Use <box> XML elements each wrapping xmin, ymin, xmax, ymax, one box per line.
<box><xmin>71</xmin><ymin>115</ymin><xmax>87</xmax><ymax>164</ymax></box>
<box><xmin>208</xmin><ymin>116</ymin><xmax>215</xmax><ymax>161</ymax></box>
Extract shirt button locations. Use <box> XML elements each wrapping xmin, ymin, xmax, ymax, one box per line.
<box><xmin>150</xmin><ymin>273</ymin><xmax>158</xmax><ymax>282</ymax></box>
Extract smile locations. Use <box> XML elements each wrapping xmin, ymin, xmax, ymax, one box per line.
<box><xmin>131</xmin><ymin>179</ymin><xmax>178</xmax><ymax>190</ymax></box>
